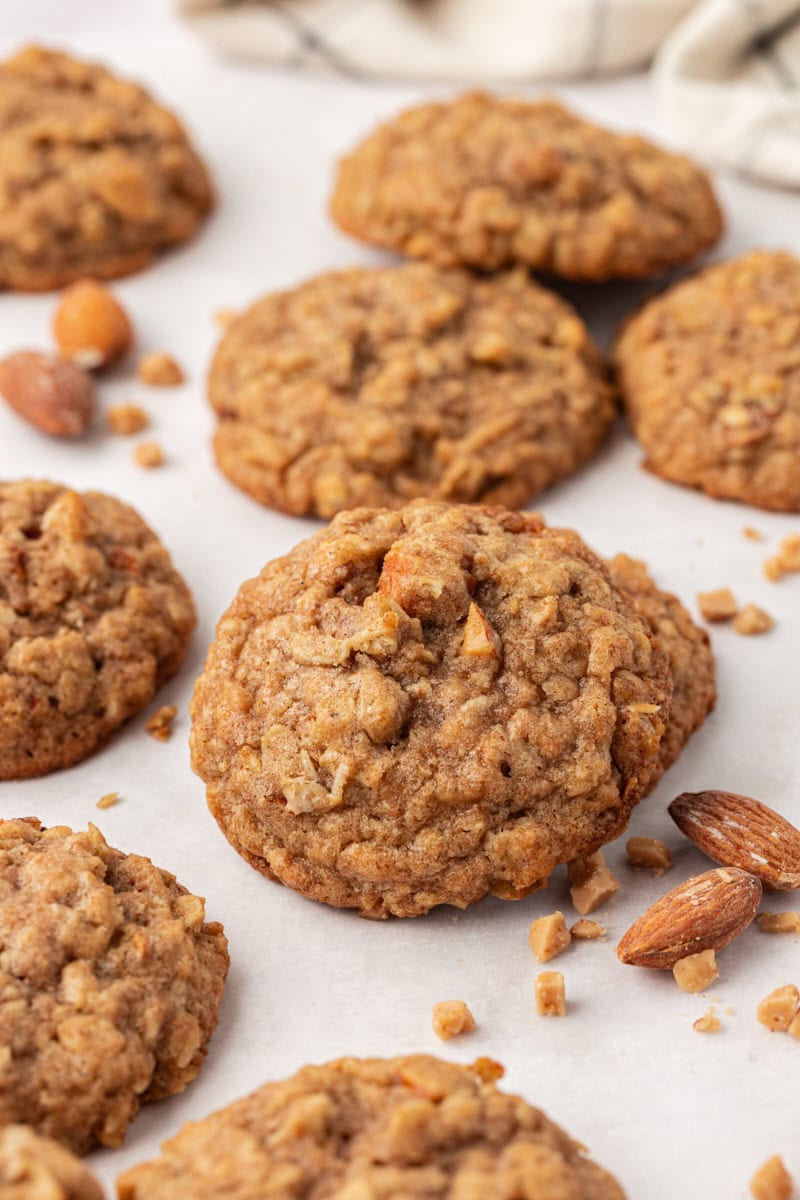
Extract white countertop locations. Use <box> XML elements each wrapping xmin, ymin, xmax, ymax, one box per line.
<box><xmin>1</xmin><ymin>5</ymin><xmax>799</xmax><ymax>1195</ymax></box>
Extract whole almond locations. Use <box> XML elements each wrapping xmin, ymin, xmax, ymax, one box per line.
<box><xmin>0</xmin><ymin>351</ymin><xmax>94</xmax><ymax>437</ymax></box>
<box><xmin>53</xmin><ymin>278</ymin><xmax>132</xmax><ymax>370</ymax></box>
<box><xmin>669</xmin><ymin>790</ymin><xmax>800</xmax><ymax>891</ymax></box>
<box><xmin>617</xmin><ymin>866</ymin><xmax>762</xmax><ymax>968</ymax></box>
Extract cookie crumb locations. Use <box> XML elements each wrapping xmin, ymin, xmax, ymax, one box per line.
<box><xmin>570</xmin><ymin>918</ymin><xmax>606</xmax><ymax>940</ymax></box>
<box><xmin>133</xmin><ymin>440</ymin><xmax>165</xmax><ymax>469</ymax></box>
<box><xmin>673</xmin><ymin>949</ymin><xmax>718</xmax><ymax>993</ymax></box>
<box><xmin>750</xmin><ymin>1155</ymin><xmax>794</xmax><ymax>1200</ymax></box>
<box><xmin>535</xmin><ymin>971</ymin><xmax>566</xmax><ymax>1016</ymax></box>
<box><xmin>765</xmin><ymin>534</ymin><xmax>800</xmax><ymax>582</ymax></box>
<box><xmin>107</xmin><ymin>403</ymin><xmax>148</xmax><ymax>435</ymax></box>
<box><xmin>757</xmin><ymin>984</ymin><xmax>800</xmax><ymax>1032</ymax></box>
<box><xmin>743</xmin><ymin>527</ymin><xmax>764</xmax><ymax>541</ymax></box>
<box><xmin>567</xmin><ymin>851</ymin><xmax>620</xmax><ymax>915</ymax></box>
<box><xmin>764</xmin><ymin>557</ymin><xmax>784</xmax><ymax>583</ymax></box>
<box><xmin>733</xmin><ymin>604</ymin><xmax>774</xmax><ymax>636</ymax></box>
<box><xmin>96</xmin><ymin>791</ymin><xmax>119</xmax><ymax>810</ymax></box>
<box><xmin>626</xmin><ymin>836</ymin><xmax>672</xmax><ymax>876</ymax></box>
<box><xmin>757</xmin><ymin>912</ymin><xmax>800</xmax><ymax>935</ymax></box>
<box><xmin>697</xmin><ymin>588</ymin><xmax>737</xmax><ymax>622</ymax></box>
<box><xmin>144</xmin><ymin>704</ymin><xmax>177</xmax><ymax>742</ymax></box>
<box><xmin>138</xmin><ymin>352</ymin><xmax>184</xmax><ymax>387</ymax></box>
<box><xmin>529</xmin><ymin>912</ymin><xmax>571</xmax><ymax>963</ymax></box>
<box><xmin>693</xmin><ymin>1007</ymin><xmax>721</xmax><ymax>1033</ymax></box>
<box><xmin>431</xmin><ymin>1000</ymin><xmax>476</xmax><ymax>1041</ymax></box>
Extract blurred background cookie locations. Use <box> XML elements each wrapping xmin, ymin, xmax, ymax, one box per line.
<box><xmin>0</xmin><ymin>1125</ymin><xmax>104</xmax><ymax>1200</ymax></box>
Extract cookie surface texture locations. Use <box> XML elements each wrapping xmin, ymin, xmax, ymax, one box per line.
<box><xmin>0</xmin><ymin>45</ymin><xmax>212</xmax><ymax>291</ymax></box>
<box><xmin>0</xmin><ymin>1125</ymin><xmax>104</xmax><ymax>1199</ymax></box>
<box><xmin>607</xmin><ymin>553</ymin><xmax>715</xmax><ymax>789</ymax></box>
<box><xmin>0</xmin><ymin>818</ymin><xmax>229</xmax><ymax>1153</ymax></box>
<box><xmin>209</xmin><ymin>264</ymin><xmax>614</xmax><ymax>518</ymax></box>
<box><xmin>614</xmin><ymin>250</ymin><xmax>800</xmax><ymax>512</ymax></box>
<box><xmin>191</xmin><ymin>502</ymin><xmax>671</xmax><ymax>918</ymax></box>
<box><xmin>0</xmin><ymin>479</ymin><xmax>196</xmax><ymax>779</ymax></box>
<box><xmin>117</xmin><ymin>1055</ymin><xmax>626</xmax><ymax>1199</ymax></box>
<box><xmin>331</xmin><ymin>92</ymin><xmax>722</xmax><ymax>281</ymax></box>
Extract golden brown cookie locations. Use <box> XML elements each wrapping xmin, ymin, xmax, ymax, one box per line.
<box><xmin>209</xmin><ymin>264</ymin><xmax>614</xmax><ymax>518</ymax></box>
<box><xmin>0</xmin><ymin>818</ymin><xmax>229</xmax><ymax>1154</ymax></box>
<box><xmin>607</xmin><ymin>554</ymin><xmax>715</xmax><ymax>789</ymax></box>
<box><xmin>614</xmin><ymin>250</ymin><xmax>800</xmax><ymax>512</ymax></box>
<box><xmin>0</xmin><ymin>46</ymin><xmax>212</xmax><ymax>291</ymax></box>
<box><xmin>331</xmin><ymin>92</ymin><xmax>722</xmax><ymax>281</ymax></box>
<box><xmin>190</xmin><ymin>502</ymin><xmax>671</xmax><ymax>918</ymax></box>
<box><xmin>0</xmin><ymin>479</ymin><xmax>196</xmax><ymax>780</ymax></box>
<box><xmin>0</xmin><ymin>1125</ymin><xmax>104</xmax><ymax>1199</ymax></box>
<box><xmin>117</xmin><ymin>1055</ymin><xmax>626</xmax><ymax>1199</ymax></box>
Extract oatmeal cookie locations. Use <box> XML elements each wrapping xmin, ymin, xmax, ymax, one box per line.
<box><xmin>0</xmin><ymin>818</ymin><xmax>229</xmax><ymax>1153</ymax></box>
<box><xmin>117</xmin><ymin>1054</ymin><xmax>625</xmax><ymax>1199</ymax></box>
<box><xmin>331</xmin><ymin>92</ymin><xmax>722</xmax><ymax>281</ymax></box>
<box><xmin>0</xmin><ymin>46</ymin><xmax>212</xmax><ymax>291</ymax></box>
<box><xmin>614</xmin><ymin>250</ymin><xmax>800</xmax><ymax>511</ymax></box>
<box><xmin>190</xmin><ymin>502</ymin><xmax>671</xmax><ymax>918</ymax></box>
<box><xmin>607</xmin><ymin>554</ymin><xmax>715</xmax><ymax>789</ymax></box>
<box><xmin>0</xmin><ymin>479</ymin><xmax>195</xmax><ymax>779</ymax></box>
<box><xmin>209</xmin><ymin>264</ymin><xmax>614</xmax><ymax>518</ymax></box>
<box><xmin>0</xmin><ymin>1125</ymin><xmax>104</xmax><ymax>1199</ymax></box>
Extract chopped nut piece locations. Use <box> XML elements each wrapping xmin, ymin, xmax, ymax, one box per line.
<box><xmin>750</xmin><ymin>1155</ymin><xmax>794</xmax><ymax>1200</ymax></box>
<box><xmin>697</xmin><ymin>587</ymin><xmax>738</xmax><ymax>622</ymax></box>
<box><xmin>757</xmin><ymin>912</ymin><xmax>800</xmax><ymax>935</ymax></box>
<box><xmin>461</xmin><ymin>601</ymin><xmax>500</xmax><ymax>659</ymax></box>
<box><xmin>53</xmin><ymin>278</ymin><xmax>132</xmax><ymax>370</ymax></box>
<box><xmin>626</xmin><ymin>836</ymin><xmax>672</xmax><ymax>876</ymax></box>
<box><xmin>789</xmin><ymin>1013</ymin><xmax>800</xmax><ymax>1040</ymax></box>
<box><xmin>568</xmin><ymin>851</ymin><xmax>620</xmax><ymax>915</ymax></box>
<box><xmin>96</xmin><ymin>791</ymin><xmax>119</xmax><ymax>810</ymax></box>
<box><xmin>471</xmin><ymin>1056</ymin><xmax>504</xmax><ymax>1084</ymax></box>
<box><xmin>529</xmin><ymin>912</ymin><xmax>571</xmax><ymax>963</ymax></box>
<box><xmin>756</xmin><ymin>984</ymin><xmax>800</xmax><ymax>1032</ymax></box>
<box><xmin>764</xmin><ymin>556</ymin><xmax>784</xmax><ymax>583</ymax></box>
<box><xmin>743</xmin><ymin>527</ymin><xmax>764</xmax><ymax>541</ymax></box>
<box><xmin>144</xmin><ymin>704</ymin><xmax>177</xmax><ymax>742</ymax></box>
<box><xmin>133</xmin><ymin>440</ymin><xmax>165</xmax><ymax>468</ymax></box>
<box><xmin>535</xmin><ymin>971</ymin><xmax>566</xmax><ymax>1016</ymax></box>
<box><xmin>673</xmin><ymin>949</ymin><xmax>719</xmax><ymax>993</ymax></box>
<box><xmin>570</xmin><ymin>918</ymin><xmax>606</xmax><ymax>940</ymax></box>
<box><xmin>733</xmin><ymin>604</ymin><xmax>774</xmax><ymax>636</ymax></box>
<box><xmin>138</xmin><ymin>351</ymin><xmax>184</xmax><ymax>387</ymax></box>
<box><xmin>693</xmin><ymin>1007</ymin><xmax>721</xmax><ymax>1033</ymax></box>
<box><xmin>107</xmin><ymin>403</ymin><xmax>148</xmax><ymax>435</ymax></box>
<box><xmin>431</xmin><ymin>1000</ymin><xmax>476</xmax><ymax>1041</ymax></box>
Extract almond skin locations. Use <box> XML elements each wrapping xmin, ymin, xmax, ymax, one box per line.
<box><xmin>0</xmin><ymin>351</ymin><xmax>94</xmax><ymax>437</ymax></box>
<box><xmin>669</xmin><ymin>790</ymin><xmax>800</xmax><ymax>891</ymax></box>
<box><xmin>617</xmin><ymin>866</ymin><xmax>762</xmax><ymax>968</ymax></box>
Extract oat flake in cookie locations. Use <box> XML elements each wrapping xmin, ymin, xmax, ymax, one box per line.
<box><xmin>606</xmin><ymin>554</ymin><xmax>715</xmax><ymax>790</ymax></box>
<box><xmin>117</xmin><ymin>1055</ymin><xmax>626</xmax><ymax>1199</ymax></box>
<box><xmin>331</xmin><ymin>92</ymin><xmax>722</xmax><ymax>281</ymax></box>
<box><xmin>0</xmin><ymin>819</ymin><xmax>229</xmax><ymax>1154</ymax></box>
<box><xmin>209</xmin><ymin>264</ymin><xmax>614</xmax><ymax>518</ymax></box>
<box><xmin>0</xmin><ymin>1125</ymin><xmax>104</xmax><ymax>1199</ymax></box>
<box><xmin>190</xmin><ymin>502</ymin><xmax>671</xmax><ymax>918</ymax></box>
<box><xmin>614</xmin><ymin>250</ymin><xmax>800</xmax><ymax>512</ymax></box>
<box><xmin>0</xmin><ymin>480</ymin><xmax>195</xmax><ymax>780</ymax></box>
<box><xmin>0</xmin><ymin>46</ymin><xmax>212</xmax><ymax>291</ymax></box>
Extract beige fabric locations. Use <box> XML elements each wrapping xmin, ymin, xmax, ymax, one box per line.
<box><xmin>178</xmin><ymin>0</ymin><xmax>800</xmax><ymax>186</ymax></box>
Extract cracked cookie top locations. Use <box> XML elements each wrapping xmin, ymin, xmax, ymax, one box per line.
<box><xmin>117</xmin><ymin>1055</ymin><xmax>625</xmax><ymax>1200</ymax></box>
<box><xmin>0</xmin><ymin>479</ymin><xmax>196</xmax><ymax>779</ymax></box>
<box><xmin>191</xmin><ymin>501</ymin><xmax>671</xmax><ymax>917</ymax></box>
<box><xmin>209</xmin><ymin>264</ymin><xmax>613</xmax><ymax>518</ymax></box>
<box><xmin>0</xmin><ymin>46</ymin><xmax>212</xmax><ymax>290</ymax></box>
<box><xmin>615</xmin><ymin>250</ymin><xmax>800</xmax><ymax>512</ymax></box>
<box><xmin>331</xmin><ymin>92</ymin><xmax>722</xmax><ymax>281</ymax></box>
<box><xmin>0</xmin><ymin>819</ymin><xmax>229</xmax><ymax>1153</ymax></box>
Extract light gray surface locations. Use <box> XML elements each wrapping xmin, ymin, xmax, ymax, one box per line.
<box><xmin>0</xmin><ymin>10</ymin><xmax>799</xmax><ymax>1196</ymax></box>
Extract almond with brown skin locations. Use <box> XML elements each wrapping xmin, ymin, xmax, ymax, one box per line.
<box><xmin>617</xmin><ymin>866</ymin><xmax>762</xmax><ymax>968</ymax></box>
<box><xmin>0</xmin><ymin>351</ymin><xmax>94</xmax><ymax>437</ymax></box>
<box><xmin>669</xmin><ymin>790</ymin><xmax>800</xmax><ymax>891</ymax></box>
